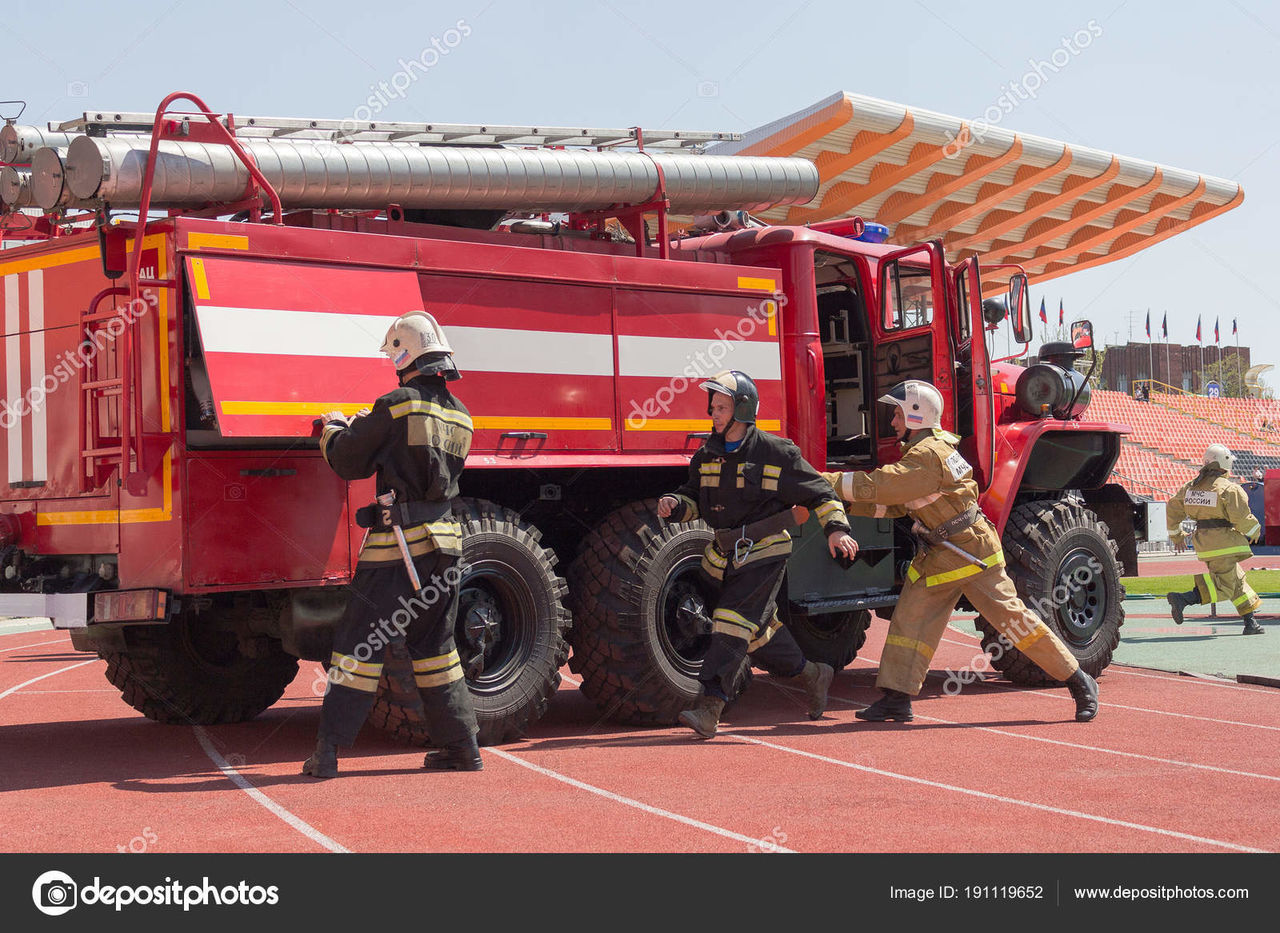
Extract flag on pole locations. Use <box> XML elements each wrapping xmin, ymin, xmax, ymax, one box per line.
<box><xmin>1162</xmin><ymin>312</ymin><xmax>1167</xmax><ymax>338</ymax></box>
<box><xmin>1233</xmin><ymin>318</ymin><xmax>1238</xmax><ymax>336</ymax></box>
<box><xmin>1145</xmin><ymin>310</ymin><xmax>1150</xmax><ymax>338</ymax></box>
<box><xmin>1039</xmin><ymin>297</ymin><xmax>1047</xmax><ymax>324</ymax></box>
<box><xmin>1214</xmin><ymin>317</ymin><xmax>1220</xmax><ymax>344</ymax></box>
<box><xmin>1196</xmin><ymin>315</ymin><xmax>1202</xmax><ymax>343</ymax></box>
<box><xmin>1058</xmin><ymin>299</ymin><xmax>1064</xmax><ymax>325</ymax></box>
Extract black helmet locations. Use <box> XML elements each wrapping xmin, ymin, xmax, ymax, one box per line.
<box><xmin>700</xmin><ymin>370</ymin><xmax>759</xmax><ymax>424</ymax></box>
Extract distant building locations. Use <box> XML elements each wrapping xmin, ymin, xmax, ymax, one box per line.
<box><xmin>1097</xmin><ymin>341</ymin><xmax>1250</xmax><ymax>395</ymax></box>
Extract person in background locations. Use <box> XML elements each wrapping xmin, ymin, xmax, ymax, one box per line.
<box><xmin>1166</xmin><ymin>445</ymin><xmax>1265</xmax><ymax>635</ymax></box>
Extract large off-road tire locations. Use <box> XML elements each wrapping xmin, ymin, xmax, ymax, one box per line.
<box><xmin>368</xmin><ymin>498</ymin><xmax>571</xmax><ymax>746</ymax></box>
<box><xmin>977</xmin><ymin>498</ymin><xmax>1124</xmax><ymax>685</ymax></box>
<box><xmin>568</xmin><ymin>499</ymin><xmax>748</xmax><ymax>725</ymax></box>
<box><xmin>781</xmin><ymin>606</ymin><xmax>870</xmax><ymax>670</ymax></box>
<box><xmin>103</xmin><ymin>601</ymin><xmax>298</xmax><ymax>725</ymax></box>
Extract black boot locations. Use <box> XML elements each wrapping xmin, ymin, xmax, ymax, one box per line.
<box><xmin>855</xmin><ymin>689</ymin><xmax>913</xmax><ymax>722</ymax></box>
<box><xmin>789</xmin><ymin>661</ymin><xmax>835</xmax><ymax>720</ymax></box>
<box><xmin>1166</xmin><ymin>589</ymin><xmax>1197</xmax><ymax>625</ymax></box>
<box><xmin>301</xmin><ymin>733</ymin><xmax>339</xmax><ymax>779</ymax></box>
<box><xmin>1242</xmin><ymin>614</ymin><xmax>1265</xmax><ymax>635</ymax></box>
<box><xmin>423</xmin><ymin>733</ymin><xmax>483</xmax><ymax>771</ymax></box>
<box><xmin>1065</xmin><ymin>668</ymin><xmax>1099</xmax><ymax>722</ymax></box>
<box><xmin>678</xmin><ymin>694</ymin><xmax>727</xmax><ymax>738</ymax></box>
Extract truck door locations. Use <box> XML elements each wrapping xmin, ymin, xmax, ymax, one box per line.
<box><xmin>957</xmin><ymin>257</ymin><xmax>994</xmax><ymax>490</ymax></box>
<box><xmin>874</xmin><ymin>242</ymin><xmax>951</xmax><ymax>463</ymax></box>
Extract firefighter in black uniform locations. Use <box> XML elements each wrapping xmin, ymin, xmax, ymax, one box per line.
<box><xmin>658</xmin><ymin>370</ymin><xmax>859</xmax><ymax>738</ymax></box>
<box><xmin>302</xmin><ymin>311</ymin><xmax>481</xmax><ymax>778</ymax></box>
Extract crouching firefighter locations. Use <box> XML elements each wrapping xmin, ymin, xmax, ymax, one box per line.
<box><xmin>657</xmin><ymin>370</ymin><xmax>860</xmax><ymax>739</ymax></box>
<box><xmin>302</xmin><ymin>310</ymin><xmax>481</xmax><ymax>779</ymax></box>
<box><xmin>822</xmin><ymin>380</ymin><xmax>1099</xmax><ymax>723</ymax></box>
<box><xmin>1165</xmin><ymin>445</ymin><xmax>1265</xmax><ymax>635</ymax></box>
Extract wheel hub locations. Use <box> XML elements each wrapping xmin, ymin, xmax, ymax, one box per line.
<box><xmin>1056</xmin><ymin>547</ymin><xmax>1106</xmax><ymax>645</ymax></box>
<box><xmin>459</xmin><ymin>589</ymin><xmax>502</xmax><ymax>678</ymax></box>
<box><xmin>657</xmin><ymin>557</ymin><xmax>712</xmax><ymax>676</ymax></box>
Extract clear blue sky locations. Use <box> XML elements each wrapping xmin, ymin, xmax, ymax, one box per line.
<box><xmin>3</xmin><ymin>0</ymin><xmax>1271</xmax><ymax>363</ymax></box>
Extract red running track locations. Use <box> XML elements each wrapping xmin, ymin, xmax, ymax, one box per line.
<box><xmin>1</xmin><ymin>621</ymin><xmax>1278</xmax><ymax>854</ymax></box>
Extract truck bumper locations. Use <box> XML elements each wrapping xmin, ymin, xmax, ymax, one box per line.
<box><xmin>0</xmin><ymin>593</ymin><xmax>89</xmax><ymax>628</ymax></box>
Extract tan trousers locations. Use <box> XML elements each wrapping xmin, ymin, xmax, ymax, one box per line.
<box><xmin>1193</xmin><ymin>556</ymin><xmax>1262</xmax><ymax>617</ymax></box>
<box><xmin>877</xmin><ymin>563</ymin><xmax>1080</xmax><ymax>696</ymax></box>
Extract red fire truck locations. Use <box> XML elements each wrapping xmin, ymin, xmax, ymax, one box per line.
<box><xmin>0</xmin><ymin>94</ymin><xmax>1155</xmax><ymax>744</ymax></box>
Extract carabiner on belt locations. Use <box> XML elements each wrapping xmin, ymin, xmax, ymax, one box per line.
<box><xmin>733</xmin><ymin>526</ymin><xmax>753</xmax><ymax>567</ymax></box>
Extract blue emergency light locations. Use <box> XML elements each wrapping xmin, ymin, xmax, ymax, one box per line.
<box><xmin>853</xmin><ymin>222</ymin><xmax>890</xmax><ymax>243</ymax></box>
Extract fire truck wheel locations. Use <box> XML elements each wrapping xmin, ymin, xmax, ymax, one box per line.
<box><xmin>780</xmin><ymin>606</ymin><xmax>870</xmax><ymax>670</ymax></box>
<box><xmin>102</xmin><ymin>604</ymin><xmax>299</xmax><ymax>725</ymax></box>
<box><xmin>567</xmin><ymin>499</ymin><xmax>742</xmax><ymax>725</ymax></box>
<box><xmin>977</xmin><ymin>498</ymin><xmax>1124</xmax><ymax>685</ymax></box>
<box><xmin>367</xmin><ymin>498</ymin><xmax>571</xmax><ymax>747</ymax></box>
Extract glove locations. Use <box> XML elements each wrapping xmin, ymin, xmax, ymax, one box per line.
<box><xmin>1169</xmin><ymin>533</ymin><xmax>1184</xmax><ymax>550</ymax></box>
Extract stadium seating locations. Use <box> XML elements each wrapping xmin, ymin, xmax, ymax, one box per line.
<box><xmin>1086</xmin><ymin>389</ymin><xmax>1280</xmax><ymax>500</ymax></box>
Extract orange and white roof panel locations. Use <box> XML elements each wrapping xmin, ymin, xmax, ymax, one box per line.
<box><xmin>714</xmin><ymin>91</ymin><xmax>1242</xmax><ymax>290</ymax></box>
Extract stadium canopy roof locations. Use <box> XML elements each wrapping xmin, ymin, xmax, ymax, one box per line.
<box><xmin>712</xmin><ymin>91</ymin><xmax>1242</xmax><ymax>293</ymax></box>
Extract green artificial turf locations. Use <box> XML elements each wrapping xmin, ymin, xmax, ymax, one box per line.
<box><xmin>1120</xmin><ymin>568</ymin><xmax>1280</xmax><ymax>596</ymax></box>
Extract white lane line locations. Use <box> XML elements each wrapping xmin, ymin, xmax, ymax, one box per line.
<box><xmin>192</xmin><ymin>727</ymin><xmax>350</xmax><ymax>854</ymax></box>
<box><xmin>487</xmin><ymin>747</ymin><xmax>795</xmax><ymax>852</ymax></box>
<box><xmin>813</xmin><ymin>685</ymin><xmax>1280</xmax><ymax>784</ymax></box>
<box><xmin>946</xmin><ymin>676</ymin><xmax>1280</xmax><ymax>731</ymax></box>
<box><xmin>19</xmin><ymin>689</ymin><xmax>114</xmax><ymax>694</ymax></box>
<box><xmin>724</xmin><ymin>732</ymin><xmax>1268</xmax><ymax>854</ymax></box>
<box><xmin>1106</xmin><ymin>668</ymin><xmax>1277</xmax><ymax>693</ymax></box>
<box><xmin>563</xmin><ymin>675</ymin><xmax>1269</xmax><ymax>849</ymax></box>
<box><xmin>0</xmin><ymin>659</ymin><xmax>97</xmax><ymax>699</ymax></box>
<box><xmin>0</xmin><ymin>636</ymin><xmax>70</xmax><ymax>654</ymax></box>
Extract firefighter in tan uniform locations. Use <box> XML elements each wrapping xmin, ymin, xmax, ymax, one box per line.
<box><xmin>658</xmin><ymin>370</ymin><xmax>859</xmax><ymax>738</ymax></box>
<box><xmin>302</xmin><ymin>311</ymin><xmax>481</xmax><ymax>778</ymax></box>
<box><xmin>1165</xmin><ymin>445</ymin><xmax>1265</xmax><ymax>635</ymax></box>
<box><xmin>822</xmin><ymin>380</ymin><xmax>1099</xmax><ymax>723</ymax></box>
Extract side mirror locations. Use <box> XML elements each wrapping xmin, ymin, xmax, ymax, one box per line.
<box><xmin>1071</xmin><ymin>319</ymin><xmax>1094</xmax><ymax>349</ymax></box>
<box><xmin>1009</xmin><ymin>273</ymin><xmax>1032</xmax><ymax>344</ymax></box>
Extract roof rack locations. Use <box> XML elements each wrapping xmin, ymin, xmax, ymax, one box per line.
<box><xmin>51</xmin><ymin>112</ymin><xmax>740</xmax><ymax>150</ymax></box>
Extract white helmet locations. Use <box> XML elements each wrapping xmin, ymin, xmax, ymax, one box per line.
<box><xmin>380</xmin><ymin>311</ymin><xmax>457</xmax><ymax>377</ymax></box>
<box><xmin>1203</xmin><ymin>444</ymin><xmax>1234</xmax><ymax>472</ymax></box>
<box><xmin>879</xmin><ymin>379</ymin><xmax>944</xmax><ymax>431</ymax></box>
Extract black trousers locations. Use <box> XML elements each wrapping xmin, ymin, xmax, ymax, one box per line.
<box><xmin>320</xmin><ymin>551</ymin><xmax>477</xmax><ymax>747</ymax></box>
<box><xmin>700</xmin><ymin>556</ymin><xmax>805</xmax><ymax>701</ymax></box>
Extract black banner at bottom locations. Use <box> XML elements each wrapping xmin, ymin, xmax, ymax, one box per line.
<box><xmin>3</xmin><ymin>852</ymin><xmax>1275</xmax><ymax>925</ymax></box>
